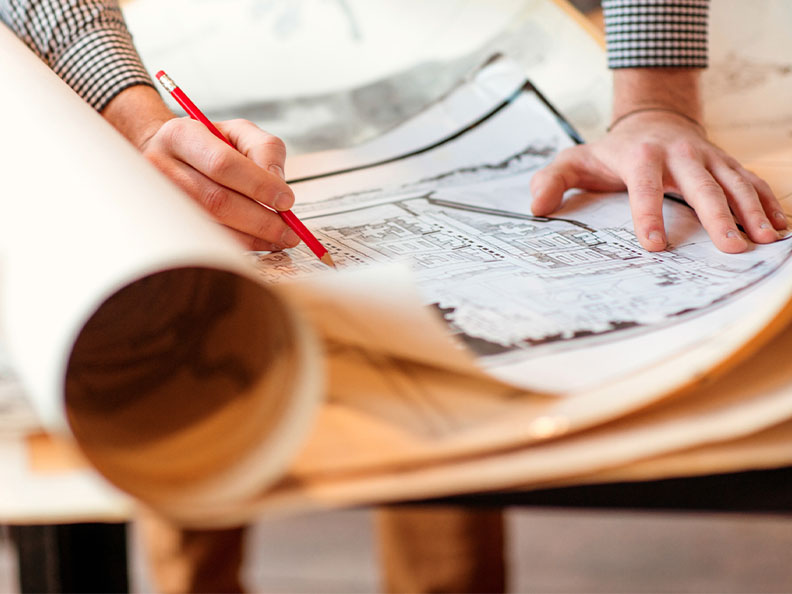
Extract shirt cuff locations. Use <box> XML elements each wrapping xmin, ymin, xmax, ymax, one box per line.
<box><xmin>51</xmin><ymin>25</ymin><xmax>154</xmax><ymax>112</ymax></box>
<box><xmin>603</xmin><ymin>0</ymin><xmax>710</xmax><ymax>69</ymax></box>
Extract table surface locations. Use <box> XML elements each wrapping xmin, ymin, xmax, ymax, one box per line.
<box><xmin>4</xmin><ymin>0</ymin><xmax>792</xmax><ymax>526</ymax></box>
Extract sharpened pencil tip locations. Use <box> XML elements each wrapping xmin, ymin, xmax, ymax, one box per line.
<box><xmin>320</xmin><ymin>253</ymin><xmax>337</xmax><ymax>268</ymax></box>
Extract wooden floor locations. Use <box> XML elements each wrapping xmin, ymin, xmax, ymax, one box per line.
<box><xmin>119</xmin><ymin>509</ymin><xmax>792</xmax><ymax>593</ymax></box>
<box><xmin>3</xmin><ymin>509</ymin><xmax>792</xmax><ymax>592</ymax></box>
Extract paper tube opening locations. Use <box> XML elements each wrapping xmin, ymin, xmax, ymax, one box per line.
<box><xmin>63</xmin><ymin>267</ymin><xmax>318</xmax><ymax>509</ymax></box>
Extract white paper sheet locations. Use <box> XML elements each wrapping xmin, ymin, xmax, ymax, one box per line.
<box><xmin>254</xmin><ymin>59</ymin><xmax>792</xmax><ymax>393</ymax></box>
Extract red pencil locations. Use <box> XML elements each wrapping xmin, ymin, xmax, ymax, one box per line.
<box><xmin>155</xmin><ymin>70</ymin><xmax>335</xmax><ymax>268</ymax></box>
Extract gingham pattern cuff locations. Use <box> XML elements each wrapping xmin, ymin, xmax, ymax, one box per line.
<box><xmin>0</xmin><ymin>0</ymin><xmax>154</xmax><ymax>111</ymax></box>
<box><xmin>604</xmin><ymin>0</ymin><xmax>709</xmax><ymax>69</ymax></box>
<box><xmin>52</xmin><ymin>25</ymin><xmax>154</xmax><ymax>111</ymax></box>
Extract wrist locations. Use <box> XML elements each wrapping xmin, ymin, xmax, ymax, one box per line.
<box><xmin>612</xmin><ymin>68</ymin><xmax>703</xmax><ymax>125</ymax></box>
<box><xmin>101</xmin><ymin>84</ymin><xmax>177</xmax><ymax>149</ymax></box>
<box><xmin>607</xmin><ymin>107</ymin><xmax>704</xmax><ymax>133</ymax></box>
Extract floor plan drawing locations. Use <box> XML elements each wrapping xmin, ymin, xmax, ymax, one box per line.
<box><xmin>291</xmin><ymin>138</ymin><xmax>562</xmax><ymax>215</ymax></box>
<box><xmin>257</xmin><ymin>193</ymin><xmax>792</xmax><ymax>361</ymax></box>
<box><xmin>254</xmin><ymin>60</ymin><xmax>792</xmax><ymax>391</ymax></box>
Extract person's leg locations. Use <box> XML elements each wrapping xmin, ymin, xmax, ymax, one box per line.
<box><xmin>137</xmin><ymin>508</ymin><xmax>247</xmax><ymax>594</ymax></box>
<box><xmin>377</xmin><ymin>506</ymin><xmax>506</xmax><ymax>593</ymax></box>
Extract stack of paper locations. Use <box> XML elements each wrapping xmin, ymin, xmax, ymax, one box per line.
<box><xmin>3</xmin><ymin>0</ymin><xmax>792</xmax><ymax>526</ymax></box>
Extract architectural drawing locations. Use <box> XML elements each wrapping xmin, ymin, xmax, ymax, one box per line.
<box><xmin>257</xmin><ymin>192</ymin><xmax>792</xmax><ymax>361</ymax></box>
<box><xmin>254</xmin><ymin>61</ymin><xmax>792</xmax><ymax>390</ymax></box>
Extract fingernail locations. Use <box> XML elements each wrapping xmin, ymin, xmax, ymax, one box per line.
<box><xmin>281</xmin><ymin>229</ymin><xmax>300</xmax><ymax>247</ymax></box>
<box><xmin>268</xmin><ymin>164</ymin><xmax>285</xmax><ymax>180</ymax></box>
<box><xmin>648</xmin><ymin>231</ymin><xmax>665</xmax><ymax>244</ymax></box>
<box><xmin>760</xmin><ymin>222</ymin><xmax>772</xmax><ymax>230</ymax></box>
<box><xmin>775</xmin><ymin>211</ymin><xmax>788</xmax><ymax>226</ymax></box>
<box><xmin>274</xmin><ymin>192</ymin><xmax>294</xmax><ymax>211</ymax></box>
<box><xmin>726</xmin><ymin>230</ymin><xmax>739</xmax><ymax>239</ymax></box>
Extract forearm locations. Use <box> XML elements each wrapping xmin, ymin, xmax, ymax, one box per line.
<box><xmin>604</xmin><ymin>0</ymin><xmax>708</xmax><ymax>124</ymax></box>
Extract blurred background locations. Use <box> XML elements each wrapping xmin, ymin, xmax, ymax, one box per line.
<box><xmin>121</xmin><ymin>0</ymin><xmax>611</xmax><ymax>154</ymax></box>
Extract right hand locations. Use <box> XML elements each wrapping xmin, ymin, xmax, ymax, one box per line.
<box><xmin>140</xmin><ymin>117</ymin><xmax>300</xmax><ymax>251</ymax></box>
<box><xmin>102</xmin><ymin>85</ymin><xmax>299</xmax><ymax>251</ymax></box>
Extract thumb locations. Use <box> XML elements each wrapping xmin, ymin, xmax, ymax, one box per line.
<box><xmin>530</xmin><ymin>146</ymin><xmax>590</xmax><ymax>216</ymax></box>
<box><xmin>531</xmin><ymin>145</ymin><xmax>626</xmax><ymax>216</ymax></box>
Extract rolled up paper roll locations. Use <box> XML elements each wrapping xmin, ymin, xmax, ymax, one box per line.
<box><xmin>0</xmin><ymin>24</ymin><xmax>321</xmax><ymax>514</ymax></box>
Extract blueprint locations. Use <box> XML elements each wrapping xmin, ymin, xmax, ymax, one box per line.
<box><xmin>254</xmin><ymin>61</ymin><xmax>792</xmax><ymax>392</ymax></box>
<box><xmin>259</xmin><ymin>192</ymin><xmax>791</xmax><ymax>353</ymax></box>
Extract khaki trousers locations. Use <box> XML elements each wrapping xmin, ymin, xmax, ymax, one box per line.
<box><xmin>139</xmin><ymin>507</ymin><xmax>505</xmax><ymax>593</ymax></box>
<box><xmin>377</xmin><ymin>507</ymin><xmax>506</xmax><ymax>593</ymax></box>
<box><xmin>138</xmin><ymin>508</ymin><xmax>246</xmax><ymax>594</ymax></box>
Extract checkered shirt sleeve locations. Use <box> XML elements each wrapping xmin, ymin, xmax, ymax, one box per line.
<box><xmin>0</xmin><ymin>0</ymin><xmax>153</xmax><ymax>111</ymax></box>
<box><xmin>604</xmin><ymin>0</ymin><xmax>709</xmax><ymax>69</ymax></box>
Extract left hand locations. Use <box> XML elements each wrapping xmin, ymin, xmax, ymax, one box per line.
<box><xmin>531</xmin><ymin>111</ymin><xmax>787</xmax><ymax>253</ymax></box>
<box><xmin>530</xmin><ymin>67</ymin><xmax>788</xmax><ymax>254</ymax></box>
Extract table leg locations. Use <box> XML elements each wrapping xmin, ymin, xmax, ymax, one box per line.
<box><xmin>9</xmin><ymin>522</ymin><xmax>129</xmax><ymax>593</ymax></box>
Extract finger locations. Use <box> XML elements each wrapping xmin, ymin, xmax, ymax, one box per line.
<box><xmin>530</xmin><ymin>164</ymin><xmax>573</xmax><ymax>215</ymax></box>
<box><xmin>218</xmin><ymin>119</ymin><xmax>288</xmax><ymax>180</ymax></box>
<box><xmin>531</xmin><ymin>145</ymin><xmax>626</xmax><ymax>216</ymax></box>
<box><xmin>668</xmin><ymin>145</ymin><xmax>747</xmax><ymax>253</ymax></box>
<box><xmin>709</xmin><ymin>164</ymin><xmax>778</xmax><ymax>244</ymax></box>
<box><xmin>739</xmin><ymin>168</ymin><xmax>788</xmax><ymax>230</ymax></box>
<box><xmin>155</xmin><ymin>118</ymin><xmax>295</xmax><ymax>211</ymax></box>
<box><xmin>162</xmin><ymin>160</ymin><xmax>300</xmax><ymax>246</ymax></box>
<box><xmin>623</xmin><ymin>143</ymin><xmax>667</xmax><ymax>251</ymax></box>
<box><xmin>222</xmin><ymin>226</ymin><xmax>284</xmax><ymax>252</ymax></box>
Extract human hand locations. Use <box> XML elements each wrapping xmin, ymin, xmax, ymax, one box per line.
<box><xmin>531</xmin><ymin>65</ymin><xmax>787</xmax><ymax>254</ymax></box>
<box><xmin>102</xmin><ymin>85</ymin><xmax>298</xmax><ymax>251</ymax></box>
<box><xmin>140</xmin><ymin>117</ymin><xmax>299</xmax><ymax>251</ymax></box>
<box><xmin>530</xmin><ymin>110</ymin><xmax>787</xmax><ymax>253</ymax></box>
